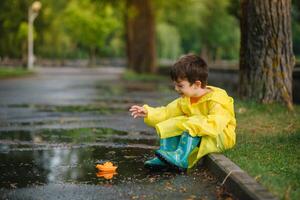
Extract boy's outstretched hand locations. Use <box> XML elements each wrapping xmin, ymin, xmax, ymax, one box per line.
<box><xmin>129</xmin><ymin>105</ymin><xmax>148</xmax><ymax>118</ymax></box>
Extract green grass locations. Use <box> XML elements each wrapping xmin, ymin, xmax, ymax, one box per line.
<box><xmin>122</xmin><ymin>70</ymin><xmax>167</xmax><ymax>82</ymax></box>
<box><xmin>224</xmin><ymin>101</ymin><xmax>300</xmax><ymax>200</ymax></box>
<box><xmin>0</xmin><ymin>67</ymin><xmax>33</xmax><ymax>78</ymax></box>
<box><xmin>0</xmin><ymin>128</ymin><xmax>127</xmax><ymax>144</ymax></box>
<box><xmin>9</xmin><ymin>104</ymin><xmax>126</xmax><ymax>114</ymax></box>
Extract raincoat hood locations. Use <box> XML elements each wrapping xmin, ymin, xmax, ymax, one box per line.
<box><xmin>205</xmin><ymin>86</ymin><xmax>235</xmax><ymax>116</ymax></box>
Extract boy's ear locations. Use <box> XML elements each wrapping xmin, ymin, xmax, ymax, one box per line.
<box><xmin>194</xmin><ymin>80</ymin><xmax>202</xmax><ymax>88</ymax></box>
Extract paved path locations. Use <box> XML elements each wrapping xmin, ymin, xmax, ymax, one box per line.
<box><xmin>0</xmin><ymin>67</ymin><xmax>228</xmax><ymax>200</ymax></box>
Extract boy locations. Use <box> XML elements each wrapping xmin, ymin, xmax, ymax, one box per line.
<box><xmin>129</xmin><ymin>54</ymin><xmax>236</xmax><ymax>171</ymax></box>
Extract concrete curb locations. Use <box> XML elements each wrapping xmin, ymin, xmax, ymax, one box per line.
<box><xmin>203</xmin><ymin>153</ymin><xmax>279</xmax><ymax>200</ymax></box>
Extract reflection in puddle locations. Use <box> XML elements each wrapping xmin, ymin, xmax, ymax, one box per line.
<box><xmin>0</xmin><ymin>128</ymin><xmax>128</xmax><ymax>144</ymax></box>
<box><xmin>0</xmin><ymin>144</ymin><xmax>216</xmax><ymax>192</ymax></box>
<box><xmin>0</xmin><ymin>129</ymin><xmax>163</xmax><ymax>189</ymax></box>
<box><xmin>96</xmin><ymin>171</ymin><xmax>118</xmax><ymax>180</ymax></box>
<box><xmin>0</xmin><ymin>146</ymin><xmax>153</xmax><ymax>188</ymax></box>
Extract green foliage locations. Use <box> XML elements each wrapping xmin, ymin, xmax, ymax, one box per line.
<box><xmin>38</xmin><ymin>0</ymin><xmax>123</xmax><ymax>60</ymax></box>
<box><xmin>225</xmin><ymin>101</ymin><xmax>300</xmax><ymax>200</ymax></box>
<box><xmin>156</xmin><ymin>23</ymin><xmax>182</xmax><ymax>59</ymax></box>
<box><xmin>198</xmin><ymin>0</ymin><xmax>240</xmax><ymax>60</ymax></box>
<box><xmin>17</xmin><ymin>22</ymin><xmax>28</xmax><ymax>41</ymax></box>
<box><xmin>155</xmin><ymin>0</ymin><xmax>202</xmax><ymax>55</ymax></box>
<box><xmin>35</xmin><ymin>0</ymin><xmax>71</xmax><ymax>58</ymax></box>
<box><xmin>292</xmin><ymin>3</ymin><xmax>300</xmax><ymax>56</ymax></box>
<box><xmin>39</xmin><ymin>18</ymin><xmax>73</xmax><ymax>58</ymax></box>
<box><xmin>227</xmin><ymin>0</ymin><xmax>240</xmax><ymax>20</ymax></box>
<box><xmin>292</xmin><ymin>0</ymin><xmax>300</xmax><ymax>22</ymax></box>
<box><xmin>0</xmin><ymin>0</ymin><xmax>29</xmax><ymax>58</ymax></box>
<box><xmin>62</xmin><ymin>1</ymin><xmax>118</xmax><ymax>52</ymax></box>
<box><xmin>1</xmin><ymin>0</ymin><xmax>299</xmax><ymax>61</ymax></box>
<box><xmin>155</xmin><ymin>0</ymin><xmax>240</xmax><ymax>61</ymax></box>
<box><xmin>0</xmin><ymin>0</ymin><xmax>124</xmax><ymax>60</ymax></box>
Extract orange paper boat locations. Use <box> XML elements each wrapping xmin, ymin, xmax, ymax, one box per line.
<box><xmin>96</xmin><ymin>162</ymin><xmax>117</xmax><ymax>172</ymax></box>
<box><xmin>96</xmin><ymin>171</ymin><xmax>117</xmax><ymax>180</ymax></box>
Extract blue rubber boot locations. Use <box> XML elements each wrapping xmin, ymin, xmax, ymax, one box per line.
<box><xmin>155</xmin><ymin>131</ymin><xmax>201</xmax><ymax>171</ymax></box>
<box><xmin>144</xmin><ymin>136</ymin><xmax>180</xmax><ymax>170</ymax></box>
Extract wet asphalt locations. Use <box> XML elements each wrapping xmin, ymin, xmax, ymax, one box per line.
<box><xmin>0</xmin><ymin>67</ymin><xmax>228</xmax><ymax>200</ymax></box>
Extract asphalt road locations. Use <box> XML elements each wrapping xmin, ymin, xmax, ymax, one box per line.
<box><xmin>0</xmin><ymin>67</ymin><xmax>227</xmax><ymax>200</ymax></box>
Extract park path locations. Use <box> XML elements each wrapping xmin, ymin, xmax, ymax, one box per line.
<box><xmin>0</xmin><ymin>67</ymin><xmax>229</xmax><ymax>200</ymax></box>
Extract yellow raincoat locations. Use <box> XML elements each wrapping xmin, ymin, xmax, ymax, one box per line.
<box><xmin>143</xmin><ymin>86</ymin><xmax>236</xmax><ymax>168</ymax></box>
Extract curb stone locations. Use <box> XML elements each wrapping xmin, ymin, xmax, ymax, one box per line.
<box><xmin>204</xmin><ymin>153</ymin><xmax>279</xmax><ymax>200</ymax></box>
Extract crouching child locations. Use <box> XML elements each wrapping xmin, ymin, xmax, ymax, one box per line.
<box><xmin>129</xmin><ymin>54</ymin><xmax>236</xmax><ymax>171</ymax></box>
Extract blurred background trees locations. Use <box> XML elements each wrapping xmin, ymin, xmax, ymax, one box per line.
<box><xmin>0</xmin><ymin>0</ymin><xmax>241</xmax><ymax>67</ymax></box>
<box><xmin>0</xmin><ymin>0</ymin><xmax>299</xmax><ymax>68</ymax></box>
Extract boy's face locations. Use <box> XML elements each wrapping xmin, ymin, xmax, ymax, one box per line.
<box><xmin>173</xmin><ymin>79</ymin><xmax>201</xmax><ymax>97</ymax></box>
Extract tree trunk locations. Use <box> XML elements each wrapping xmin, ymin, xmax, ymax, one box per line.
<box><xmin>126</xmin><ymin>0</ymin><xmax>156</xmax><ymax>73</ymax></box>
<box><xmin>239</xmin><ymin>0</ymin><xmax>295</xmax><ymax>110</ymax></box>
<box><xmin>88</xmin><ymin>47</ymin><xmax>96</xmax><ymax>67</ymax></box>
<box><xmin>21</xmin><ymin>40</ymin><xmax>27</xmax><ymax>68</ymax></box>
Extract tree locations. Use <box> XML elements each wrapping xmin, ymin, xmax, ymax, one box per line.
<box><xmin>155</xmin><ymin>0</ymin><xmax>240</xmax><ymax>61</ymax></box>
<box><xmin>63</xmin><ymin>0</ymin><xmax>119</xmax><ymax>66</ymax></box>
<box><xmin>0</xmin><ymin>0</ymin><xmax>29</xmax><ymax>60</ymax></box>
<box><xmin>199</xmin><ymin>0</ymin><xmax>240</xmax><ymax>61</ymax></box>
<box><xmin>239</xmin><ymin>0</ymin><xmax>295</xmax><ymax>110</ymax></box>
<box><xmin>126</xmin><ymin>0</ymin><xmax>156</xmax><ymax>73</ymax></box>
<box><xmin>156</xmin><ymin>23</ymin><xmax>182</xmax><ymax>60</ymax></box>
<box><xmin>155</xmin><ymin>0</ymin><xmax>202</xmax><ymax>56</ymax></box>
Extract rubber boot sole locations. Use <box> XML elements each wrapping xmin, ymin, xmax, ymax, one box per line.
<box><xmin>155</xmin><ymin>152</ymin><xmax>187</xmax><ymax>172</ymax></box>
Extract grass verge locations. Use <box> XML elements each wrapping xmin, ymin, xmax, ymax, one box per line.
<box><xmin>0</xmin><ymin>67</ymin><xmax>33</xmax><ymax>78</ymax></box>
<box><xmin>122</xmin><ymin>70</ymin><xmax>167</xmax><ymax>82</ymax></box>
<box><xmin>224</xmin><ymin>101</ymin><xmax>300</xmax><ymax>200</ymax></box>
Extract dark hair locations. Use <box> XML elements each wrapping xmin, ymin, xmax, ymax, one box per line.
<box><xmin>170</xmin><ymin>54</ymin><xmax>208</xmax><ymax>88</ymax></box>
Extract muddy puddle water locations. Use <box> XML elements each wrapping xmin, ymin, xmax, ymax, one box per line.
<box><xmin>0</xmin><ymin>146</ymin><xmax>153</xmax><ymax>187</ymax></box>
<box><xmin>0</xmin><ymin>128</ymin><xmax>219</xmax><ymax>200</ymax></box>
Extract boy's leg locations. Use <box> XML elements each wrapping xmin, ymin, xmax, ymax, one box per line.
<box><xmin>155</xmin><ymin>116</ymin><xmax>188</xmax><ymax>139</ymax></box>
<box><xmin>144</xmin><ymin>116</ymin><xmax>187</xmax><ymax>169</ymax></box>
<box><xmin>144</xmin><ymin>135</ymin><xmax>180</xmax><ymax>169</ymax></box>
<box><xmin>155</xmin><ymin>131</ymin><xmax>201</xmax><ymax>171</ymax></box>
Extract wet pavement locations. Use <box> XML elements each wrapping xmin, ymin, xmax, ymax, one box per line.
<box><xmin>0</xmin><ymin>67</ymin><xmax>230</xmax><ymax>200</ymax></box>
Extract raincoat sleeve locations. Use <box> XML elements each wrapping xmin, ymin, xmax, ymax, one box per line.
<box><xmin>143</xmin><ymin>98</ymin><xmax>183</xmax><ymax>127</ymax></box>
<box><xmin>177</xmin><ymin>101</ymin><xmax>232</xmax><ymax>138</ymax></box>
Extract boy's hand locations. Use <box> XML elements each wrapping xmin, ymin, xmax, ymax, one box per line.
<box><xmin>129</xmin><ymin>105</ymin><xmax>148</xmax><ymax>118</ymax></box>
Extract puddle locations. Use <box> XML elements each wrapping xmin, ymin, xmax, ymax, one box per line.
<box><xmin>7</xmin><ymin>104</ymin><xmax>127</xmax><ymax>114</ymax></box>
<box><xmin>109</xmin><ymin>137</ymin><xmax>158</xmax><ymax>146</ymax></box>
<box><xmin>0</xmin><ymin>128</ymin><xmax>219</xmax><ymax>200</ymax></box>
<box><xmin>0</xmin><ymin>146</ymin><xmax>215</xmax><ymax>188</ymax></box>
<box><xmin>0</xmin><ymin>146</ymin><xmax>150</xmax><ymax>188</ymax></box>
<box><xmin>0</xmin><ymin>128</ymin><xmax>128</xmax><ymax>144</ymax></box>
